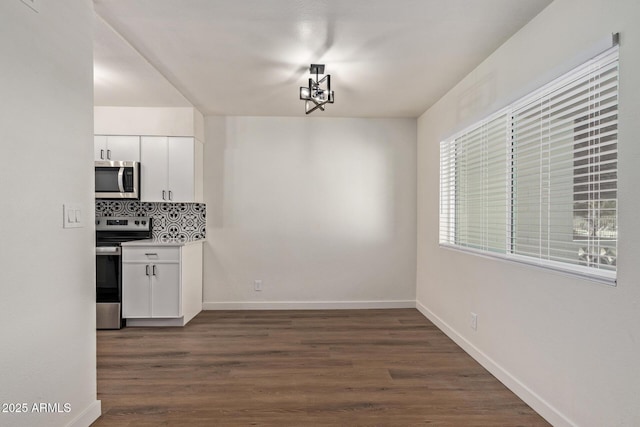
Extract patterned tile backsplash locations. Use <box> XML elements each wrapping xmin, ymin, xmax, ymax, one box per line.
<box><xmin>95</xmin><ymin>200</ymin><xmax>206</xmax><ymax>243</ymax></box>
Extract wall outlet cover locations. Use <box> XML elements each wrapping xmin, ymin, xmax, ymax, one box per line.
<box><xmin>470</xmin><ymin>312</ymin><xmax>478</xmax><ymax>331</ymax></box>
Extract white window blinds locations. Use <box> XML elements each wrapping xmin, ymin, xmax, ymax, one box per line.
<box><xmin>511</xmin><ymin>49</ymin><xmax>618</xmax><ymax>277</ymax></box>
<box><xmin>439</xmin><ymin>115</ymin><xmax>508</xmax><ymax>253</ymax></box>
<box><xmin>439</xmin><ymin>47</ymin><xmax>618</xmax><ymax>284</ymax></box>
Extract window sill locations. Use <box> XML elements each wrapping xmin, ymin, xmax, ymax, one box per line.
<box><xmin>439</xmin><ymin>243</ymin><xmax>617</xmax><ymax>287</ymax></box>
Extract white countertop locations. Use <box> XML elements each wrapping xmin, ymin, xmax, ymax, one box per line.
<box><xmin>121</xmin><ymin>239</ymin><xmax>205</xmax><ymax>247</ymax></box>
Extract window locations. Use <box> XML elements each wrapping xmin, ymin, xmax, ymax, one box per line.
<box><xmin>439</xmin><ymin>47</ymin><xmax>618</xmax><ymax>284</ymax></box>
<box><xmin>439</xmin><ymin>115</ymin><xmax>508</xmax><ymax>253</ymax></box>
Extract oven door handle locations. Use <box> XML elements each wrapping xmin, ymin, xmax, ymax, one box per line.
<box><xmin>96</xmin><ymin>246</ymin><xmax>122</xmax><ymax>255</ymax></box>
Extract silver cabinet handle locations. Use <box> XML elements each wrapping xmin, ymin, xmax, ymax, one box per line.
<box><xmin>107</xmin><ymin>149</ymin><xmax>111</xmax><ymax>159</ymax></box>
<box><xmin>100</xmin><ymin>149</ymin><xmax>105</xmax><ymax>159</ymax></box>
<box><xmin>162</xmin><ymin>190</ymin><xmax>166</xmax><ymax>200</ymax></box>
<box><xmin>145</xmin><ymin>253</ymin><xmax>158</xmax><ymax>257</ymax></box>
<box><xmin>145</xmin><ymin>265</ymin><xmax>150</xmax><ymax>276</ymax></box>
<box><xmin>168</xmin><ymin>190</ymin><xmax>173</xmax><ymax>201</ymax></box>
<box><xmin>152</xmin><ymin>265</ymin><xmax>157</xmax><ymax>276</ymax></box>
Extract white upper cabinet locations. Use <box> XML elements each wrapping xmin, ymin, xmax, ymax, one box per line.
<box><xmin>140</xmin><ymin>136</ymin><xmax>169</xmax><ymax>202</ymax></box>
<box><xmin>168</xmin><ymin>137</ymin><xmax>195</xmax><ymax>202</ymax></box>
<box><xmin>94</xmin><ymin>135</ymin><xmax>140</xmax><ymax>161</ymax></box>
<box><xmin>140</xmin><ymin>136</ymin><xmax>202</xmax><ymax>202</ymax></box>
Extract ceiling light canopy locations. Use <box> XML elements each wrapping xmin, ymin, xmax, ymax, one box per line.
<box><xmin>299</xmin><ymin>64</ymin><xmax>334</xmax><ymax>114</ymax></box>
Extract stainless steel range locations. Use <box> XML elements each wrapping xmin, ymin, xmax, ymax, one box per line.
<box><xmin>96</xmin><ymin>216</ymin><xmax>152</xmax><ymax>329</ymax></box>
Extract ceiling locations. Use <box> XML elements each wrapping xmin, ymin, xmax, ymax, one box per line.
<box><xmin>93</xmin><ymin>0</ymin><xmax>552</xmax><ymax>118</ymax></box>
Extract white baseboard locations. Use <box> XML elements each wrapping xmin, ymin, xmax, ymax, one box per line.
<box><xmin>126</xmin><ymin>317</ymin><xmax>185</xmax><ymax>327</ymax></box>
<box><xmin>415</xmin><ymin>301</ymin><xmax>574</xmax><ymax>427</ymax></box>
<box><xmin>66</xmin><ymin>399</ymin><xmax>101</xmax><ymax>427</ymax></box>
<box><xmin>203</xmin><ymin>300</ymin><xmax>415</xmax><ymax>310</ymax></box>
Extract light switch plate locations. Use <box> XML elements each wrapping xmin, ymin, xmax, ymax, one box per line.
<box><xmin>63</xmin><ymin>203</ymin><xmax>84</xmax><ymax>229</ymax></box>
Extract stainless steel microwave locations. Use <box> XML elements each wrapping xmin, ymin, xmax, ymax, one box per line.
<box><xmin>95</xmin><ymin>160</ymin><xmax>140</xmax><ymax>199</ymax></box>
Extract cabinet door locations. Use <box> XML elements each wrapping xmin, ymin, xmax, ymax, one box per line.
<box><xmin>167</xmin><ymin>137</ymin><xmax>195</xmax><ymax>202</ymax></box>
<box><xmin>140</xmin><ymin>136</ymin><xmax>169</xmax><ymax>202</ymax></box>
<box><xmin>106</xmin><ymin>136</ymin><xmax>140</xmax><ymax>161</ymax></box>
<box><xmin>94</xmin><ymin>135</ymin><xmax>107</xmax><ymax>161</ymax></box>
<box><xmin>122</xmin><ymin>263</ymin><xmax>152</xmax><ymax>318</ymax></box>
<box><xmin>151</xmin><ymin>263</ymin><xmax>181</xmax><ymax>317</ymax></box>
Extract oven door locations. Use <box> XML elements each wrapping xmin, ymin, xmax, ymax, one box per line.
<box><xmin>96</xmin><ymin>246</ymin><xmax>122</xmax><ymax>329</ymax></box>
<box><xmin>96</xmin><ymin>246</ymin><xmax>121</xmax><ymax>302</ymax></box>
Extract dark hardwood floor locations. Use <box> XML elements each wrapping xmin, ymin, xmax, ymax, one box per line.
<box><xmin>94</xmin><ymin>309</ymin><xmax>550</xmax><ymax>426</ymax></box>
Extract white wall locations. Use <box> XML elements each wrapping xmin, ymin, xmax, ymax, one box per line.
<box><xmin>416</xmin><ymin>0</ymin><xmax>640</xmax><ymax>426</ymax></box>
<box><xmin>0</xmin><ymin>1</ymin><xmax>100</xmax><ymax>427</ymax></box>
<box><xmin>203</xmin><ymin>116</ymin><xmax>416</xmax><ymax>309</ymax></box>
<box><xmin>95</xmin><ymin>106</ymin><xmax>205</xmax><ymax>140</ymax></box>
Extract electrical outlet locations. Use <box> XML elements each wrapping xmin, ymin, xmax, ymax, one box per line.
<box><xmin>470</xmin><ymin>312</ymin><xmax>478</xmax><ymax>331</ymax></box>
<box><xmin>254</xmin><ymin>280</ymin><xmax>262</xmax><ymax>291</ymax></box>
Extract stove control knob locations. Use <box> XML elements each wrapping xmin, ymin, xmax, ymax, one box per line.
<box><xmin>135</xmin><ymin>220</ymin><xmax>140</xmax><ymax>225</ymax></box>
<box><xmin>142</xmin><ymin>220</ymin><xmax>147</xmax><ymax>225</ymax></box>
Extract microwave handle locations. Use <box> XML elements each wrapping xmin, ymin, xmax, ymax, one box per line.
<box><xmin>117</xmin><ymin>167</ymin><xmax>125</xmax><ymax>193</ymax></box>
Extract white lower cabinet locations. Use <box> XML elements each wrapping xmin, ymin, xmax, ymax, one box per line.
<box><xmin>122</xmin><ymin>260</ymin><xmax>180</xmax><ymax>318</ymax></box>
<box><xmin>122</xmin><ymin>243</ymin><xmax>203</xmax><ymax>326</ymax></box>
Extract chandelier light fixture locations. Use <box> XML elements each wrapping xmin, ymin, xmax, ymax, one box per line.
<box><xmin>299</xmin><ymin>64</ymin><xmax>334</xmax><ymax>114</ymax></box>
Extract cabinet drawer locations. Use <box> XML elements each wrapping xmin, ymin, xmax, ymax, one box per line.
<box><xmin>122</xmin><ymin>247</ymin><xmax>180</xmax><ymax>262</ymax></box>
